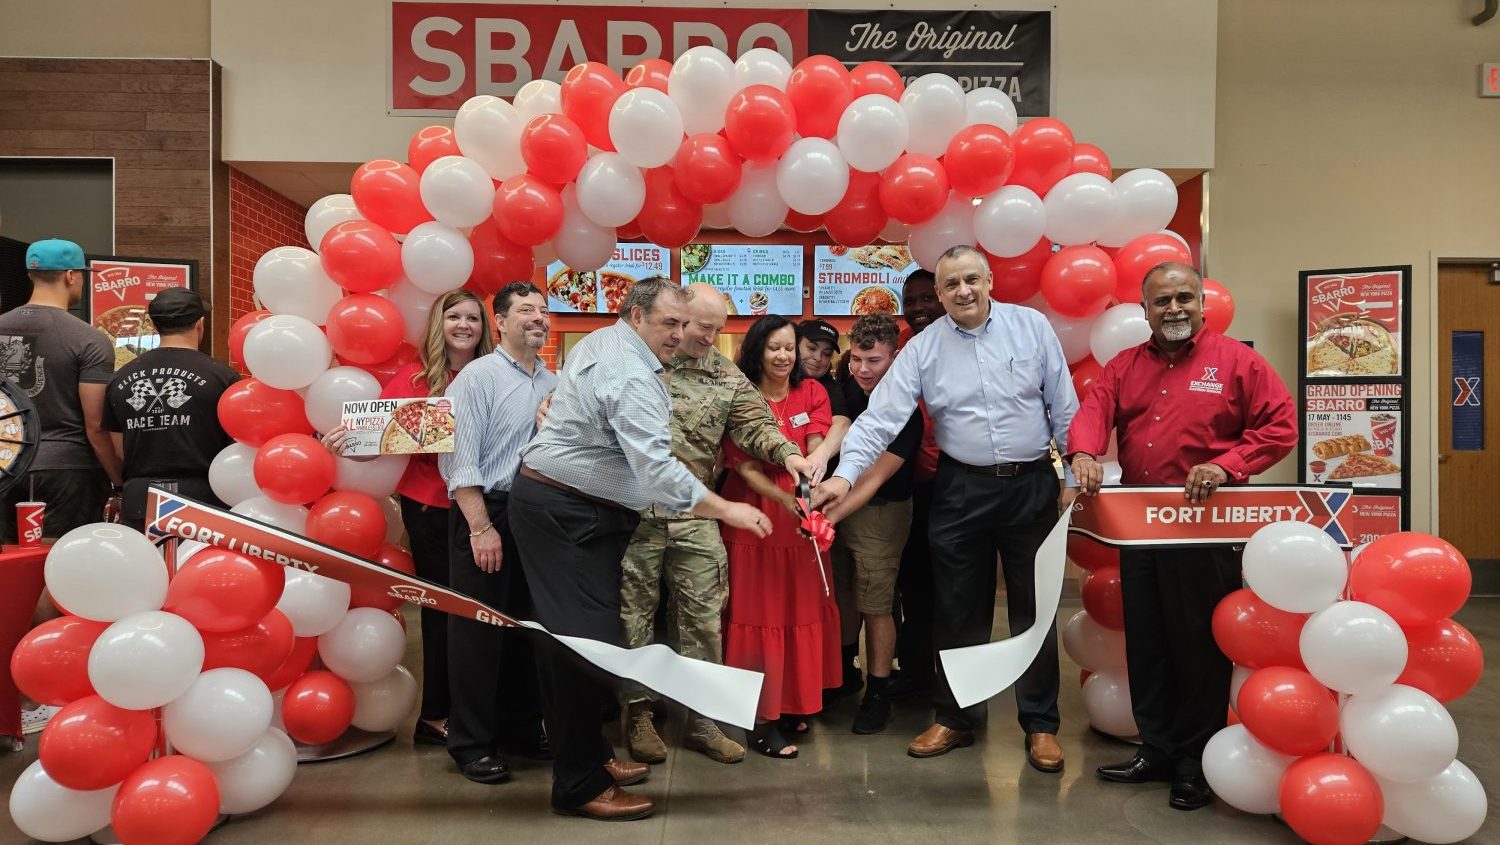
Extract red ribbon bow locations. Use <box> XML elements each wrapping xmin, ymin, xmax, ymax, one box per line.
<box><xmin>797</xmin><ymin>501</ymin><xmax>835</xmax><ymax>552</ymax></box>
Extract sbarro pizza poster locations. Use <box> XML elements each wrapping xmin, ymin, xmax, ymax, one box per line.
<box><xmin>340</xmin><ymin>398</ymin><xmax>456</xmax><ymax>457</ymax></box>
<box><xmin>1304</xmin><ymin>269</ymin><xmax>1403</xmax><ymax>378</ymax></box>
<box><xmin>544</xmin><ymin>243</ymin><xmax>669</xmax><ymax>314</ymax></box>
<box><xmin>1302</xmin><ymin>383</ymin><xmax>1403</xmax><ymax>487</ymax></box>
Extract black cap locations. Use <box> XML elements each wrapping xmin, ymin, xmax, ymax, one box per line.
<box><xmin>147</xmin><ymin>287</ymin><xmax>207</xmax><ymax>330</ymax></box>
<box><xmin>796</xmin><ymin>319</ymin><xmax>840</xmax><ymax>352</ymax></box>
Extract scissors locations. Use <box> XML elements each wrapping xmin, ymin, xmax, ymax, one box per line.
<box><xmin>794</xmin><ymin>478</ymin><xmax>833</xmax><ymax>597</ymax></box>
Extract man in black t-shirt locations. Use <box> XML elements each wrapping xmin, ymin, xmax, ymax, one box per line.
<box><xmin>824</xmin><ymin>315</ymin><xmax>923</xmax><ymax>735</ymax></box>
<box><xmin>103</xmin><ymin>288</ymin><xmax>238</xmax><ymax>530</ymax></box>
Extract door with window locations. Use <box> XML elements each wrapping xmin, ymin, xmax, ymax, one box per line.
<box><xmin>1437</xmin><ymin>262</ymin><xmax>1500</xmax><ymax>571</ymax></box>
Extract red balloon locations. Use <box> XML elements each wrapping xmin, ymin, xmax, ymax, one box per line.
<box><xmin>1201</xmin><ymin>278</ymin><xmax>1235</xmax><ymax>334</ymax></box>
<box><xmin>617</xmin><ymin>218</ymin><xmax>644</xmax><ymax>241</ymax></box>
<box><xmin>320</xmin><ymin>219</ymin><xmax>403</xmax><ymax>294</ymax></box>
<box><xmin>638</xmin><ymin>167</ymin><xmax>703</xmax><ymax>249</ymax></box>
<box><xmin>467</xmin><ymin>218</ymin><xmax>534</xmax><ymax>296</ymax></box>
<box><xmin>782</xmin><ymin>209</ymin><xmax>825</xmax><ymax>234</ymax></box>
<box><xmin>520</xmin><ymin>113</ymin><xmax>588</xmax><ymax>185</ymax></box>
<box><xmin>111</xmin><ymin>755</ymin><xmax>221</xmax><ymax>845</ymax></box>
<box><xmin>825</xmin><ymin>171</ymin><xmax>887</xmax><ymax>247</ymax></box>
<box><xmin>493</xmin><ymin>174</ymin><xmax>563</xmax><ymax>247</ymax></box>
<box><xmin>1349</xmin><ymin>532</ymin><xmax>1471</xmax><ymax>627</ymax></box>
<box><xmin>165</xmin><ymin>549</ymin><xmax>286</xmax><ymax>633</ymax></box>
<box><xmin>350</xmin><ymin>159</ymin><xmax>432</xmax><ymax>235</ymax></box>
<box><xmin>944</xmin><ymin>124</ymin><xmax>1015</xmax><ymax>198</ymax></box>
<box><xmin>1278</xmin><ymin>754</ymin><xmax>1384</xmax><ymax>845</ymax></box>
<box><xmin>253</xmin><ymin>433</ymin><xmax>336</xmax><ymax>505</ymax></box>
<box><xmin>849</xmin><ymin>60</ymin><xmax>904</xmax><ymax>100</ymax></box>
<box><xmin>786</xmin><ymin>56</ymin><xmax>855</xmax><ymax>139</ymax></box>
<box><xmin>625</xmin><ymin>58</ymin><xmax>672</xmax><ymax>93</ymax></box>
<box><xmin>281</xmin><ymin>670</ymin><xmax>356</xmax><ymax>745</ymax></box>
<box><xmin>1236</xmin><ymin>667</ymin><xmax>1338</xmax><ymax>756</ymax></box>
<box><xmin>1080</xmin><ymin>669</ymin><xmax>1092</xmax><ymax>686</ymax></box>
<box><xmin>1009</xmin><ymin>118</ymin><xmax>1075</xmax><ymax>196</ymax></box>
<box><xmin>407</xmin><ymin>125</ymin><xmax>459</xmax><ymax>174</ymax></box>
<box><xmin>9</xmin><ymin>615</ymin><xmax>109</xmax><ymax>706</ymax></box>
<box><xmin>1111</xmin><ymin>234</ymin><xmax>1193</xmax><ymax>302</ymax></box>
<box><xmin>1211</xmin><ymin>588</ymin><xmax>1308</xmax><ymax>670</ymax></box>
<box><xmin>986</xmin><ymin>239</ymin><xmax>1053</xmax><ymax>303</ymax></box>
<box><xmin>560</xmin><ymin>61</ymin><xmax>626</xmax><ymax>151</ymax></box>
<box><xmin>1397</xmin><ymin>618</ymin><xmax>1484</xmax><ymax>702</ymax></box>
<box><xmin>1070</xmin><ymin>357</ymin><xmax>1104</xmax><ymax>399</ymax></box>
<box><xmin>229</xmin><ymin>310</ymin><xmax>273</xmax><ymax>368</ymax></box>
<box><xmin>38</xmin><ymin>695</ymin><xmax>157</xmax><ymax>790</ymax></box>
<box><xmin>723</xmin><ymin>85</ymin><xmax>797</xmax><ymax>163</ymax></box>
<box><xmin>218</xmin><ymin>378</ymin><xmax>312</xmax><ymax>447</ymax></box>
<box><xmin>202</xmin><ymin>608</ymin><xmax>296</xmax><ymax>682</ymax></box>
<box><xmin>306</xmin><ymin>491</ymin><xmax>387</xmax><ymax>559</ymax></box>
<box><xmin>326</xmin><ymin>294</ymin><xmax>406</xmax><ymax>366</ymax></box>
<box><xmin>1067</xmin><ymin>535</ymin><xmax>1119</xmax><ymax>572</ymax></box>
<box><xmin>1069</xmin><ymin>143</ymin><xmax>1113</xmax><ymax>179</ymax></box>
<box><xmin>263</xmin><ymin>635</ymin><xmax>319</xmax><ymax>692</ymax></box>
<box><xmin>879</xmin><ymin>154</ymin><xmax>950</xmax><ymax>225</ymax></box>
<box><xmin>355</xmin><ymin>343</ymin><xmax>421</xmax><ymax>387</ymax></box>
<box><xmin>351</xmin><ymin>543</ymin><xmax>417</xmax><ymax>611</ymax></box>
<box><xmin>672</xmin><ymin>133</ymin><xmax>743</xmax><ymax>205</ymax></box>
<box><xmin>1081</xmin><ymin>566</ymin><xmax>1125</xmax><ymax>631</ymax></box>
<box><xmin>1041</xmin><ymin>245</ymin><xmax>1116</xmax><ymax>318</ymax></box>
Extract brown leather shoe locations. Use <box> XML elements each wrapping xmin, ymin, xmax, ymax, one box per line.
<box><xmin>605</xmin><ymin>758</ymin><xmax>650</xmax><ymax>786</ymax></box>
<box><xmin>1026</xmin><ymin>732</ymin><xmax>1064</xmax><ymax>773</ymax></box>
<box><xmin>555</xmin><ymin>785</ymin><xmax>655</xmax><ymax>821</ymax></box>
<box><xmin>907</xmin><ymin>723</ymin><xmax>975</xmax><ymax>758</ymax></box>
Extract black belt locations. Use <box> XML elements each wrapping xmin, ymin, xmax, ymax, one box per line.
<box><xmin>517</xmin><ymin>465</ymin><xmax>631</xmax><ymax>513</ymax></box>
<box><xmin>940</xmin><ymin>454</ymin><xmax>1052</xmax><ymax>477</ymax></box>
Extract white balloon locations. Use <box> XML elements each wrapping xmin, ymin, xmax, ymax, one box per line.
<box><xmin>965</xmin><ymin>86</ymin><xmax>1019</xmax><ymax>134</ymax></box>
<box><xmin>513</xmin><ymin>78</ymin><xmax>563</xmax><ymax>123</ymax></box>
<box><xmin>729</xmin><ymin>161</ymin><xmax>787</xmax><ymax>237</ymax></box>
<box><xmin>303</xmin><ymin>366</ymin><xmax>381</xmax><ymax>434</ymax></box>
<box><xmin>163</xmin><ymin>667</ymin><xmax>274</xmax><ymax>762</ymax></box>
<box><xmin>1099</xmin><ymin>168</ymin><xmax>1178</xmax><ymax>247</ymax></box>
<box><xmin>453</xmin><ymin>95</ymin><xmax>525</xmax><ymax>180</ymax></box>
<box><xmin>1080</xmin><ymin>670</ymin><xmax>1137</xmax><ymax>738</ymax></box>
<box><xmin>1230</xmin><ymin>664</ymin><xmax>1254</xmax><ymax>712</ymax></box>
<box><xmin>608</xmin><ymin>88</ymin><xmax>684</xmax><ymax>169</ymax></box>
<box><xmin>243</xmin><ymin>315</ymin><xmax>332</xmax><ymax>390</ymax></box>
<box><xmin>1202</xmin><ymin>724</ymin><xmax>1297</xmax><ymax>814</ymax></box>
<box><xmin>668</xmin><ymin>45</ymin><xmax>736</xmax><ymax>135</ymax></box>
<box><xmin>1043</xmin><ymin>173</ymin><xmax>1120</xmax><ymax>246</ymax></box>
<box><xmin>317</xmin><ymin>607</ymin><xmax>407</xmax><ymax>683</ymax></box>
<box><xmin>733</xmin><ymin>47</ymin><xmax>793</xmax><ymax>90</ymax></box>
<box><xmin>702</xmin><ymin>201</ymin><xmax>732</xmax><ymax>230</ymax></box>
<box><xmin>554</xmin><ymin>185</ymin><xmax>618</xmax><ymax>271</ymax></box>
<box><xmin>1342</xmin><ymin>684</ymin><xmax>1458</xmax><ymax>783</ymax></box>
<box><xmin>908</xmin><ymin>193</ymin><xmax>976</xmax><ymax>272</ymax></box>
<box><xmin>531</xmin><ymin>239</ymin><xmax>558</xmax><ymax>268</ymax></box>
<box><xmin>974</xmin><ymin>185</ymin><xmax>1045</xmax><ymax>258</ymax></box>
<box><xmin>900</xmin><ymin>73</ymin><xmax>966</xmax><ymax>157</ymax></box>
<box><xmin>9</xmin><ymin>760</ymin><xmax>118</xmax><ymax>842</ymax></box>
<box><xmin>207</xmin><ymin>728</ymin><xmax>299</xmax><ymax>815</ymax></box>
<box><xmin>253</xmin><ymin>246</ymin><xmax>344</xmax><ymax>326</ymax></box>
<box><xmin>776</xmin><ymin>137</ymin><xmax>850</xmax><ymax>216</ymax></box>
<box><xmin>304</xmin><ymin>194</ymin><xmax>363</xmax><ymax>251</ymax></box>
<box><xmin>1243</xmin><ymin>521</ymin><xmax>1348</xmax><ymax>614</ymax></box>
<box><xmin>334</xmin><ymin>453</ymin><xmax>410</xmax><ymax>499</ymax></box>
<box><xmin>575</xmin><ymin>153</ymin><xmax>646</xmax><ymax>228</ymax></box>
<box><xmin>233</xmin><ymin>496</ymin><xmax>309</xmax><ymax>535</ymax></box>
<box><xmin>45</xmin><ymin>523</ymin><xmax>167</xmax><ymax>622</ymax></box>
<box><xmin>1299</xmin><ymin>600</ymin><xmax>1408</xmax><ymax>696</ymax></box>
<box><xmin>350</xmin><ymin>664</ymin><xmax>419</xmax><ymax>732</ymax></box>
<box><xmin>387</xmin><ymin>278</ymin><xmax>439</xmax><ymax>348</ymax></box>
<box><xmin>210</xmin><ymin>442</ymin><xmax>264</xmax><ymax>507</ymax></box>
<box><xmin>1089</xmin><ymin>303</ymin><xmax>1151</xmax><ymax>364</ymax></box>
<box><xmin>1101</xmin><ymin>460</ymin><xmax>1123</xmax><ymax>486</ymax></box>
<box><xmin>401</xmin><ymin>221</ymin><xmax>474</xmax><ymax>293</ymax></box>
<box><xmin>836</xmin><ymin>94</ymin><xmax>909</xmax><ymax>173</ymax></box>
<box><xmin>879</xmin><ymin>218</ymin><xmax>911</xmax><ymax>244</ymax></box>
<box><xmin>1159</xmin><ymin>229</ymin><xmax>1191</xmax><ymax>252</ymax></box>
<box><xmin>277</xmin><ymin>569</ymin><xmax>351</xmax><ymax>637</ymax></box>
<box><xmin>1377</xmin><ymin>760</ymin><xmax>1488</xmax><ymax>844</ymax></box>
<box><xmin>270</xmin><ymin>687</ymin><xmax>286</xmax><ymax>727</ymax></box>
<box><xmin>1040</xmin><ymin>305</ymin><xmax>1095</xmax><ymax>365</ymax></box>
<box><xmin>378</xmin><ymin>494</ymin><xmax>404</xmax><ymax>544</ymax></box>
<box><xmin>418</xmin><ymin>155</ymin><xmax>495</xmax><ymax>229</ymax></box>
<box><xmin>88</xmin><ymin>610</ymin><xmax>204</xmax><ymax>710</ymax></box>
<box><xmin>1061</xmin><ymin>610</ymin><xmax>1127</xmax><ymax>672</ymax></box>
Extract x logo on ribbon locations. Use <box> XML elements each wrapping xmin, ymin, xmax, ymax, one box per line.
<box><xmin>1453</xmin><ymin>377</ymin><xmax>1481</xmax><ymax>407</ymax></box>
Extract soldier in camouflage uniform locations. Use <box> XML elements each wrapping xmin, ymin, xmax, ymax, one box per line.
<box><xmin>620</xmin><ymin>284</ymin><xmax>811</xmax><ymax>765</ymax></box>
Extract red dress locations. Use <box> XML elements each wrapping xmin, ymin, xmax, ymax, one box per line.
<box><xmin>721</xmin><ymin>378</ymin><xmax>841</xmax><ymax>721</ymax></box>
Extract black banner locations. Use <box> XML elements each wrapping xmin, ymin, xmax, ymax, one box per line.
<box><xmin>808</xmin><ymin>9</ymin><xmax>1051</xmax><ymax>117</ymax></box>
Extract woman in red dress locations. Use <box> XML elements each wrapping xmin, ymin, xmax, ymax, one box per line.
<box><xmin>722</xmin><ymin>315</ymin><xmax>841</xmax><ymax>759</ymax></box>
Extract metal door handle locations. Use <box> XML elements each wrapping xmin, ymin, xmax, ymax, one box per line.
<box><xmin>1438</xmin><ymin>453</ymin><xmax>1451</xmax><ymax>464</ymax></box>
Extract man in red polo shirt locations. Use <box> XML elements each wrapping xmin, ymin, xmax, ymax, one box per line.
<box><xmin>1067</xmin><ymin>262</ymin><xmax>1296</xmax><ymax>811</ymax></box>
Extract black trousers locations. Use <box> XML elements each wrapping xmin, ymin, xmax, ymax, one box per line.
<box><xmin>894</xmin><ymin>480</ymin><xmax>935</xmax><ymax>687</ymax></box>
<box><xmin>399</xmin><ymin>496</ymin><xmax>451</xmax><ymax>722</ymax></box>
<box><xmin>508</xmin><ymin>474</ymin><xmax>640</xmax><ymax>810</ymax></box>
<box><xmin>929</xmin><ymin>458</ymin><xmax>1059</xmax><ymax>734</ymax></box>
<box><xmin>1120</xmin><ymin>546</ymin><xmax>1241</xmax><ymax>764</ymax></box>
<box><xmin>446</xmin><ymin>490</ymin><xmax>544</xmax><ymax>765</ymax></box>
<box><xmin>0</xmin><ymin>468</ymin><xmax>110</xmax><ymax>543</ymax></box>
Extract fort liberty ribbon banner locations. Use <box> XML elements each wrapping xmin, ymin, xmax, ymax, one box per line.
<box><xmin>146</xmin><ymin>487</ymin><xmax>763</xmax><ymax>729</ymax></box>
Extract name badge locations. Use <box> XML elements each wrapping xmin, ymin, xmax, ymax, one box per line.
<box><xmin>790</xmin><ymin>412</ymin><xmax>810</xmax><ymax>428</ymax></box>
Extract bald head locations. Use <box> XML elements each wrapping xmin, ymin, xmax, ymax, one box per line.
<box><xmin>682</xmin><ymin>283</ymin><xmax>728</xmax><ymax>359</ymax></box>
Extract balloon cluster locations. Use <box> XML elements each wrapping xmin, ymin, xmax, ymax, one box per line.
<box><xmin>1061</xmin><ymin>534</ymin><xmax>1135</xmax><ymax>739</ymax></box>
<box><xmin>1204</xmin><ymin>524</ymin><xmax>1485</xmax><ymax>845</ymax></box>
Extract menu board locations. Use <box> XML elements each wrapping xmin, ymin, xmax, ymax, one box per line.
<box><xmin>86</xmin><ymin>257</ymin><xmax>195</xmax><ymax>368</ymax></box>
<box><xmin>1303</xmin><ymin>383</ymin><xmax>1403</xmax><ymax>487</ymax></box>
<box><xmin>340</xmin><ymin>397</ymin><xmax>456</xmax><ymax>457</ymax></box>
<box><xmin>680</xmin><ymin>243</ymin><xmax>803</xmax><ymax>316</ymax></box>
<box><xmin>544</xmin><ymin>244</ymin><xmax>670</xmax><ymax>314</ymax></box>
<box><xmin>812</xmin><ymin>244</ymin><xmax>916</xmax><ymax>316</ymax></box>
<box><xmin>1304</xmin><ymin>269</ymin><xmax>1404</xmax><ymax>378</ymax></box>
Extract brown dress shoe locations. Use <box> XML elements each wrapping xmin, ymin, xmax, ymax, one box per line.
<box><xmin>605</xmin><ymin>758</ymin><xmax>650</xmax><ymax>786</ymax></box>
<box><xmin>555</xmin><ymin>785</ymin><xmax>655</xmax><ymax>821</ymax></box>
<box><xmin>907</xmin><ymin>723</ymin><xmax>975</xmax><ymax>758</ymax></box>
<box><xmin>1026</xmin><ymin>732</ymin><xmax>1064</xmax><ymax>773</ymax></box>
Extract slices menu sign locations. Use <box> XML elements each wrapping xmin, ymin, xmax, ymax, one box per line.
<box><xmin>544</xmin><ymin>244</ymin><xmax>670</xmax><ymax>314</ymax></box>
<box><xmin>341</xmin><ymin>398</ymin><xmax>456</xmax><ymax>456</ymax></box>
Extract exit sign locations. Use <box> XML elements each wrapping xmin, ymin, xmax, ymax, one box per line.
<box><xmin>1484</xmin><ymin>63</ymin><xmax>1500</xmax><ymax>97</ymax></box>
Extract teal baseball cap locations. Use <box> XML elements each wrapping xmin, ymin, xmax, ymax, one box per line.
<box><xmin>25</xmin><ymin>239</ymin><xmax>95</xmax><ymax>272</ymax></box>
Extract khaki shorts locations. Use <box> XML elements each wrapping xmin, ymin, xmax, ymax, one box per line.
<box><xmin>841</xmin><ymin>498</ymin><xmax>913</xmax><ymax>615</ymax></box>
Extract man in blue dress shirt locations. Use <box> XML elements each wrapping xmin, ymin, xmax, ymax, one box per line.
<box><xmin>816</xmin><ymin>245</ymin><xmax>1079</xmax><ymax>771</ymax></box>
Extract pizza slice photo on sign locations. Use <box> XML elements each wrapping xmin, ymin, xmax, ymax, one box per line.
<box><xmin>380</xmin><ymin>401</ymin><xmax>426</xmax><ymax>454</ymax></box>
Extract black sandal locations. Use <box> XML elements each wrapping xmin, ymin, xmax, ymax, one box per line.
<box><xmin>750</xmin><ymin>723</ymin><xmax>799</xmax><ymax>759</ymax></box>
<box><xmin>778</xmin><ymin>715</ymin><xmax>811</xmax><ymax>735</ymax></box>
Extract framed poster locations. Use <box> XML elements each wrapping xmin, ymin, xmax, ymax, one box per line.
<box><xmin>812</xmin><ymin>244</ymin><xmax>916</xmax><ymax>317</ymax></box>
<box><xmin>1302</xmin><ymin>383</ymin><xmax>1404</xmax><ymax>487</ymax></box>
<box><xmin>680</xmin><ymin>243</ymin><xmax>803</xmax><ymax>316</ymax></box>
<box><xmin>84</xmin><ymin>256</ymin><xmax>197</xmax><ymax>368</ymax></box>
<box><xmin>1301</xmin><ymin>266</ymin><xmax>1407</xmax><ymax>379</ymax></box>
<box><xmin>543</xmin><ymin>244</ymin><xmax>669</xmax><ymax>314</ymax></box>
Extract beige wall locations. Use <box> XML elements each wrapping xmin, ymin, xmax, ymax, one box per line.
<box><xmin>0</xmin><ymin>0</ymin><xmax>210</xmax><ymax>57</ymax></box>
<box><xmin>1211</xmin><ymin>0</ymin><xmax>1500</xmax><ymax>532</ymax></box>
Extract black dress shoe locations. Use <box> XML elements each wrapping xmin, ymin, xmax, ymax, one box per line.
<box><xmin>1096</xmin><ymin>754</ymin><xmax>1171</xmax><ymax>784</ymax></box>
<box><xmin>1169</xmin><ymin>773</ymin><xmax>1213</xmax><ymax>810</ymax></box>
<box><xmin>458</xmin><ymin>755</ymin><xmax>511</xmax><ymax>785</ymax></box>
<box><xmin>413</xmin><ymin>720</ymin><xmax>447</xmax><ymax>747</ymax></box>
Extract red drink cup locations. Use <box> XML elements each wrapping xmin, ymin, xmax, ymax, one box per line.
<box><xmin>1369</xmin><ymin>414</ymin><xmax>1397</xmax><ymax>458</ymax></box>
<box><xmin>16</xmin><ymin>501</ymin><xmax>44</xmax><ymax>547</ymax></box>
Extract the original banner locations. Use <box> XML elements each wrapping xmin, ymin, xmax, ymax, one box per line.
<box><xmin>1302</xmin><ymin>383</ymin><xmax>1403</xmax><ymax>487</ymax></box>
<box><xmin>1303</xmin><ymin>268</ymin><xmax>1405</xmax><ymax>379</ymax></box>
<box><xmin>680</xmin><ymin>243</ymin><xmax>803</xmax><ymax>316</ymax></box>
<box><xmin>1452</xmin><ymin>330</ymin><xmax>1484</xmax><ymax>451</ymax></box>
<box><xmin>86</xmin><ymin>257</ymin><xmax>195</xmax><ymax>369</ymax></box>
<box><xmin>812</xmin><ymin>244</ymin><xmax>914</xmax><ymax>316</ymax></box>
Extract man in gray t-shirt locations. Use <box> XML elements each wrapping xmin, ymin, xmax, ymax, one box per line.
<box><xmin>0</xmin><ymin>239</ymin><xmax>121</xmax><ymax>542</ymax></box>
